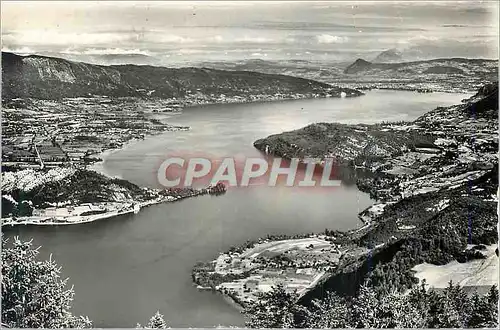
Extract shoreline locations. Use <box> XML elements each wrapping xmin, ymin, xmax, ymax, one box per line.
<box><xmin>221</xmin><ymin>293</ymin><xmax>246</xmax><ymax>313</ymax></box>
<box><xmin>181</xmin><ymin>88</ymin><xmax>469</xmax><ymax>112</ymax></box>
<box><xmin>1</xmin><ymin>208</ymin><xmax>136</xmax><ymax>227</ymax></box>
<box><xmin>87</xmin><ymin>126</ymin><xmax>188</xmax><ymax>178</ymax></box>
<box><xmin>1</xmin><ymin>196</ymin><xmax>174</xmax><ymax>227</ymax></box>
<box><xmin>87</xmin><ymin>137</ymin><xmax>145</xmax><ymax>178</ymax></box>
<box><xmin>2</xmin><ymin>185</ymin><xmax>226</xmax><ymax>227</ymax></box>
<box><xmin>181</xmin><ymin>90</ymin><xmax>362</xmax><ymax>109</ymax></box>
<box><xmin>192</xmin><ymin>236</ymin><xmax>346</xmax><ymax>309</ymax></box>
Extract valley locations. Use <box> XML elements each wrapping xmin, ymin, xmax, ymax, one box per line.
<box><xmin>1</xmin><ymin>51</ymin><xmax>497</xmax><ymax>327</ymax></box>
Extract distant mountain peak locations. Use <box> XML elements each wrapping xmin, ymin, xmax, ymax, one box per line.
<box><xmin>344</xmin><ymin>58</ymin><xmax>372</xmax><ymax>74</ymax></box>
<box><xmin>353</xmin><ymin>58</ymin><xmax>371</xmax><ymax>65</ymax></box>
<box><xmin>373</xmin><ymin>48</ymin><xmax>404</xmax><ymax>63</ymax></box>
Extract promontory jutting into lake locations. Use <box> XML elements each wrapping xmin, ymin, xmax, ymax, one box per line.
<box><xmin>1</xmin><ymin>1</ymin><xmax>499</xmax><ymax>329</ymax></box>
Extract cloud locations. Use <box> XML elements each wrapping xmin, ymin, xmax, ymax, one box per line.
<box><xmin>2</xmin><ymin>30</ymin><xmax>197</xmax><ymax>47</ymax></box>
<box><xmin>156</xmin><ymin>35</ymin><xmax>194</xmax><ymax>44</ymax></box>
<box><xmin>174</xmin><ymin>48</ymin><xmax>213</xmax><ymax>55</ymax></box>
<box><xmin>235</xmin><ymin>36</ymin><xmax>274</xmax><ymax>44</ymax></box>
<box><xmin>61</xmin><ymin>48</ymin><xmax>151</xmax><ymax>56</ymax></box>
<box><xmin>396</xmin><ymin>35</ymin><xmax>442</xmax><ymax>48</ymax></box>
<box><xmin>316</xmin><ymin>34</ymin><xmax>348</xmax><ymax>44</ymax></box>
<box><xmin>409</xmin><ymin>35</ymin><xmax>440</xmax><ymax>42</ymax></box>
<box><xmin>1</xmin><ymin>46</ymin><xmax>36</xmax><ymax>54</ymax></box>
<box><xmin>211</xmin><ymin>35</ymin><xmax>224</xmax><ymax>42</ymax></box>
<box><xmin>2</xmin><ymin>30</ymin><xmax>131</xmax><ymax>46</ymax></box>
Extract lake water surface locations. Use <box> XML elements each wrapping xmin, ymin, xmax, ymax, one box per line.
<box><xmin>3</xmin><ymin>90</ymin><xmax>470</xmax><ymax>327</ymax></box>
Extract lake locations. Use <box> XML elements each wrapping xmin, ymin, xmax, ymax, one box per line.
<box><xmin>3</xmin><ymin>90</ymin><xmax>470</xmax><ymax>327</ymax></box>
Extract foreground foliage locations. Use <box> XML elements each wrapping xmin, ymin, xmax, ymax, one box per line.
<box><xmin>3</xmin><ymin>237</ymin><xmax>496</xmax><ymax>329</ymax></box>
<box><xmin>1</xmin><ymin>237</ymin><xmax>92</xmax><ymax>328</ymax></box>
<box><xmin>2</xmin><ymin>237</ymin><xmax>174</xmax><ymax>329</ymax></box>
<box><xmin>136</xmin><ymin>311</ymin><xmax>169</xmax><ymax>329</ymax></box>
<box><xmin>245</xmin><ymin>281</ymin><xmax>499</xmax><ymax>328</ymax></box>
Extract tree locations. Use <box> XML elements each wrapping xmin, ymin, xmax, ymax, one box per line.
<box><xmin>351</xmin><ymin>284</ymin><xmax>381</xmax><ymax>328</ymax></box>
<box><xmin>245</xmin><ymin>283</ymin><xmax>307</xmax><ymax>328</ymax></box>
<box><xmin>436</xmin><ymin>280</ymin><xmax>471</xmax><ymax>328</ymax></box>
<box><xmin>137</xmin><ymin>311</ymin><xmax>169</xmax><ymax>329</ymax></box>
<box><xmin>306</xmin><ymin>292</ymin><xmax>351</xmax><ymax>328</ymax></box>
<box><xmin>485</xmin><ymin>285</ymin><xmax>499</xmax><ymax>327</ymax></box>
<box><xmin>378</xmin><ymin>289</ymin><xmax>426</xmax><ymax>328</ymax></box>
<box><xmin>1</xmin><ymin>237</ymin><xmax>92</xmax><ymax>328</ymax></box>
<box><xmin>468</xmin><ymin>286</ymin><xmax>499</xmax><ymax>328</ymax></box>
<box><xmin>486</xmin><ymin>285</ymin><xmax>499</xmax><ymax>308</ymax></box>
<box><xmin>406</xmin><ymin>279</ymin><xmax>431</xmax><ymax>321</ymax></box>
<box><xmin>468</xmin><ymin>292</ymin><xmax>492</xmax><ymax>327</ymax></box>
<box><xmin>244</xmin><ymin>279</ymin><xmax>498</xmax><ymax>329</ymax></box>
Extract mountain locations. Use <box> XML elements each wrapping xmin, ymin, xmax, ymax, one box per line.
<box><xmin>343</xmin><ymin>58</ymin><xmax>374</xmax><ymax>74</ymax></box>
<box><xmin>373</xmin><ymin>48</ymin><xmax>404</xmax><ymax>63</ymax></box>
<box><xmin>1</xmin><ymin>52</ymin><xmax>359</xmax><ymax>100</ymax></box>
<box><xmin>343</xmin><ymin>57</ymin><xmax>497</xmax><ymax>76</ymax></box>
<box><xmin>341</xmin><ymin>57</ymin><xmax>497</xmax><ymax>92</ymax></box>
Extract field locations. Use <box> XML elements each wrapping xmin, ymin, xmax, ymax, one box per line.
<box><xmin>412</xmin><ymin>244</ymin><xmax>498</xmax><ymax>293</ymax></box>
<box><xmin>210</xmin><ymin>237</ymin><xmax>342</xmax><ymax>305</ymax></box>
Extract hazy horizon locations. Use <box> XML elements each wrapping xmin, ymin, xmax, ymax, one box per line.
<box><xmin>2</xmin><ymin>1</ymin><xmax>499</xmax><ymax>65</ymax></box>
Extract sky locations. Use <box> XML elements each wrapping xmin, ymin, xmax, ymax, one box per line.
<box><xmin>1</xmin><ymin>1</ymin><xmax>499</xmax><ymax>65</ymax></box>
